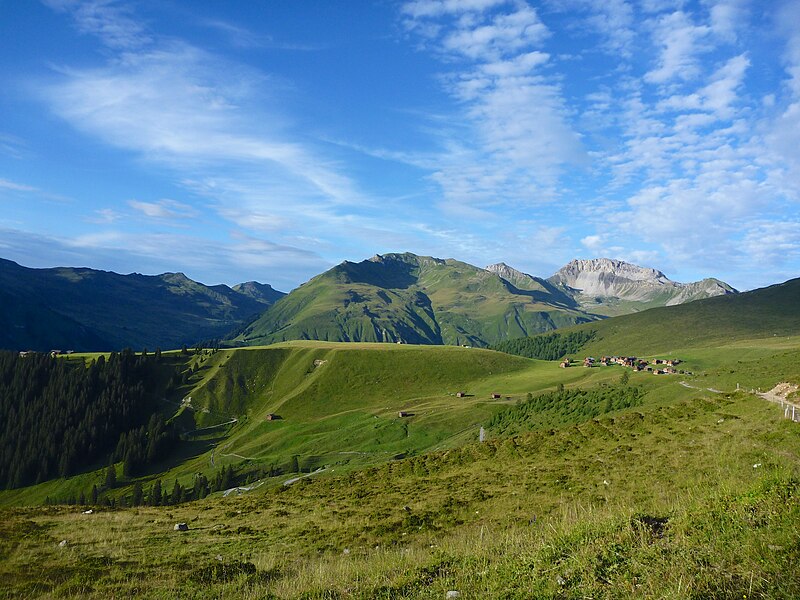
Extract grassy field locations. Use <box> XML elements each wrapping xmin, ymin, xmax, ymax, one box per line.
<box><xmin>2</xmin><ymin>327</ymin><xmax>799</xmax><ymax>598</ymax></box>
<box><xmin>1</xmin><ymin>388</ymin><xmax>798</xmax><ymax>598</ymax></box>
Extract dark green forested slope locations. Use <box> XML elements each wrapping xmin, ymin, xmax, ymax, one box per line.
<box><xmin>490</xmin><ymin>330</ymin><xmax>596</xmax><ymax>359</ymax></box>
<box><xmin>0</xmin><ymin>259</ymin><xmax>284</xmax><ymax>351</ymax></box>
<box><xmin>0</xmin><ymin>350</ymin><xmax>178</xmax><ymax>489</ymax></box>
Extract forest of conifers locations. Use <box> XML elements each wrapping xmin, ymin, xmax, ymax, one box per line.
<box><xmin>0</xmin><ymin>349</ymin><xmax>176</xmax><ymax>489</ymax></box>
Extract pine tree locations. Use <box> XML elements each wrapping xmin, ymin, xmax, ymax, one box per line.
<box><xmin>171</xmin><ymin>479</ymin><xmax>182</xmax><ymax>505</ymax></box>
<box><xmin>132</xmin><ymin>481</ymin><xmax>143</xmax><ymax>506</ymax></box>
<box><xmin>150</xmin><ymin>479</ymin><xmax>162</xmax><ymax>506</ymax></box>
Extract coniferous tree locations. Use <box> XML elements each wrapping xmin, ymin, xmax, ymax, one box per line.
<box><xmin>132</xmin><ymin>481</ymin><xmax>143</xmax><ymax>506</ymax></box>
<box><xmin>150</xmin><ymin>479</ymin><xmax>162</xmax><ymax>506</ymax></box>
<box><xmin>0</xmin><ymin>349</ymin><xmax>181</xmax><ymax>489</ymax></box>
<box><xmin>170</xmin><ymin>479</ymin><xmax>182</xmax><ymax>504</ymax></box>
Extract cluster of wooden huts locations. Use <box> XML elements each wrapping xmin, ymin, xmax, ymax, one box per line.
<box><xmin>561</xmin><ymin>355</ymin><xmax>691</xmax><ymax>375</ymax></box>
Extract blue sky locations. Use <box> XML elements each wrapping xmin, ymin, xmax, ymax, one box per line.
<box><xmin>1</xmin><ymin>0</ymin><xmax>799</xmax><ymax>292</ymax></box>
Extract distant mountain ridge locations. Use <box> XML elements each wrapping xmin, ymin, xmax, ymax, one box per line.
<box><xmin>0</xmin><ymin>259</ymin><xmax>285</xmax><ymax>351</ymax></box>
<box><xmin>1</xmin><ymin>254</ymin><xmax>739</xmax><ymax>351</ymax></box>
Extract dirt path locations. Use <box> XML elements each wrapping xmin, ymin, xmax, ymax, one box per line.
<box><xmin>283</xmin><ymin>467</ymin><xmax>328</xmax><ymax>487</ymax></box>
<box><xmin>186</xmin><ymin>418</ymin><xmax>238</xmax><ymax>435</ymax></box>
<box><xmin>757</xmin><ymin>383</ymin><xmax>800</xmax><ymax>422</ymax></box>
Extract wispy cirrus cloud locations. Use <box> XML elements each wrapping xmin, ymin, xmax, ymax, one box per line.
<box><xmin>34</xmin><ymin>0</ymin><xmax>380</xmax><ymax>278</ymax></box>
<box><xmin>0</xmin><ymin>178</ymin><xmax>38</xmax><ymax>193</ymax></box>
<box><xmin>43</xmin><ymin>0</ymin><xmax>151</xmax><ymax>49</ymax></box>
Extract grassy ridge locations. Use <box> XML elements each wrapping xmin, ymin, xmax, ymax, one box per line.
<box><xmin>577</xmin><ymin>276</ymin><xmax>800</xmax><ymax>355</ymax></box>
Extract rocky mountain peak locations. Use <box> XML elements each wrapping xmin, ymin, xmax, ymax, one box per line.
<box><xmin>485</xmin><ymin>262</ymin><xmax>529</xmax><ymax>281</ymax></box>
<box><xmin>554</xmin><ymin>258</ymin><xmax>671</xmax><ymax>285</ymax></box>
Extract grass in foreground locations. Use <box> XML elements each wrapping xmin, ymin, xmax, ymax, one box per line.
<box><xmin>2</xmin><ymin>390</ymin><xmax>798</xmax><ymax>599</ymax></box>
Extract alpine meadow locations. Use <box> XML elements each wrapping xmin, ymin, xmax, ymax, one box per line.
<box><xmin>2</xmin><ymin>1</ymin><xmax>800</xmax><ymax>599</ymax></box>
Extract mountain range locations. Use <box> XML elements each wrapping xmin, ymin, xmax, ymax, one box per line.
<box><xmin>0</xmin><ymin>253</ymin><xmax>740</xmax><ymax>351</ymax></box>
<box><xmin>234</xmin><ymin>253</ymin><xmax>737</xmax><ymax>348</ymax></box>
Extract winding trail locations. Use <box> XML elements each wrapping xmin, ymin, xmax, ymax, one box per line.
<box><xmin>283</xmin><ymin>467</ymin><xmax>328</xmax><ymax>487</ymax></box>
<box><xmin>757</xmin><ymin>383</ymin><xmax>800</xmax><ymax>422</ymax></box>
<box><xmin>185</xmin><ymin>418</ymin><xmax>238</xmax><ymax>435</ymax></box>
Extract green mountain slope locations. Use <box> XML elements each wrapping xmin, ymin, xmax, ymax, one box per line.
<box><xmin>0</xmin><ymin>259</ymin><xmax>285</xmax><ymax>351</ymax></box>
<box><xmin>497</xmin><ymin>276</ymin><xmax>800</xmax><ymax>359</ymax></box>
<box><xmin>579</xmin><ymin>276</ymin><xmax>800</xmax><ymax>355</ymax></box>
<box><xmin>234</xmin><ymin>253</ymin><xmax>598</xmax><ymax>347</ymax></box>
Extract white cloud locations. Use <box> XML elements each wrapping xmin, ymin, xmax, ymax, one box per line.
<box><xmin>550</xmin><ymin>0</ymin><xmax>636</xmax><ymax>57</ymax></box>
<box><xmin>742</xmin><ymin>220</ymin><xmax>800</xmax><ymax>264</ymax></box>
<box><xmin>581</xmin><ymin>234</ymin><xmax>606</xmax><ymax>253</ymax></box>
<box><xmin>87</xmin><ymin>208</ymin><xmax>121</xmax><ymax>224</ymax></box>
<box><xmin>400</xmin><ymin>1</ymin><xmax>584</xmax><ymax>210</ymax></box>
<box><xmin>0</xmin><ymin>178</ymin><xmax>38</xmax><ymax>193</ymax></box>
<box><xmin>402</xmin><ymin>0</ymin><xmax>508</xmax><ymax>19</ymax></box>
<box><xmin>128</xmin><ymin>199</ymin><xmax>197</xmax><ymax>220</ymax></box>
<box><xmin>645</xmin><ymin>10</ymin><xmax>711</xmax><ymax>84</ymax></box>
<box><xmin>43</xmin><ymin>43</ymin><xmax>356</xmax><ymax>199</ymax></box>
<box><xmin>34</xmin><ymin>2</ymin><xmax>379</xmax><ymax>272</ymax></box>
<box><xmin>657</xmin><ymin>53</ymin><xmax>749</xmax><ymax>119</ymax></box>
<box><xmin>705</xmin><ymin>0</ymin><xmax>748</xmax><ymax>43</ymax></box>
<box><xmin>441</xmin><ymin>4</ymin><xmax>549</xmax><ymax>59</ymax></box>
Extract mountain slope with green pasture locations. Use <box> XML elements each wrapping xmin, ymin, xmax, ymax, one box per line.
<box><xmin>0</xmin><ymin>258</ymin><xmax>285</xmax><ymax>351</ymax></box>
<box><xmin>1</xmin><ymin>318</ymin><xmax>800</xmax><ymax>597</ymax></box>
<box><xmin>577</xmin><ymin>276</ymin><xmax>800</xmax><ymax>355</ymax></box>
<box><xmin>234</xmin><ymin>253</ymin><xmax>598</xmax><ymax>347</ymax></box>
<box><xmin>495</xmin><ymin>276</ymin><xmax>800</xmax><ymax>361</ymax></box>
<box><xmin>1</xmin><ymin>339</ymin><xmax>699</xmax><ymax>506</ymax></box>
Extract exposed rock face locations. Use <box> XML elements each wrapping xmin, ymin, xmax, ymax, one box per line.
<box><xmin>546</xmin><ymin>258</ymin><xmax>737</xmax><ymax>315</ymax></box>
